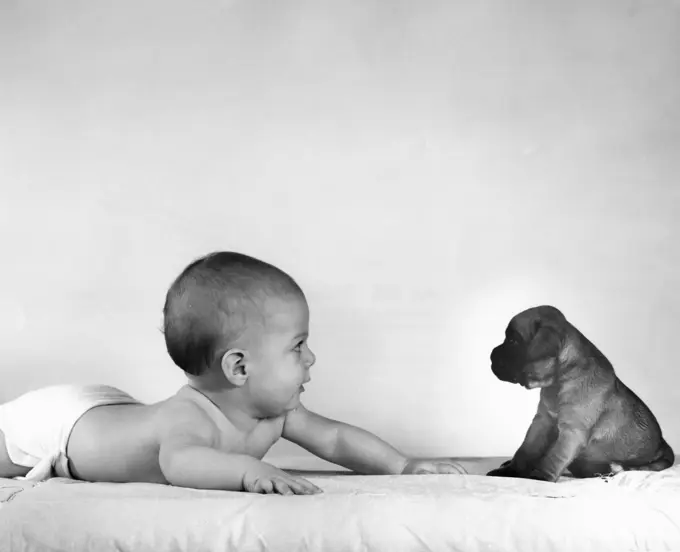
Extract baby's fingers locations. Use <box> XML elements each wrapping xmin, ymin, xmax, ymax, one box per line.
<box><xmin>272</xmin><ymin>478</ymin><xmax>294</xmax><ymax>496</ymax></box>
<box><xmin>274</xmin><ymin>477</ymin><xmax>308</xmax><ymax>495</ymax></box>
<box><xmin>436</xmin><ymin>462</ymin><xmax>466</xmax><ymax>474</ymax></box>
<box><xmin>292</xmin><ymin>476</ymin><xmax>322</xmax><ymax>494</ymax></box>
<box><xmin>256</xmin><ymin>479</ymin><xmax>275</xmax><ymax>494</ymax></box>
<box><xmin>272</xmin><ymin>476</ymin><xmax>319</xmax><ymax>495</ymax></box>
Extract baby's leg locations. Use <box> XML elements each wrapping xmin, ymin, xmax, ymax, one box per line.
<box><xmin>0</xmin><ymin>428</ymin><xmax>30</xmax><ymax>478</ymax></box>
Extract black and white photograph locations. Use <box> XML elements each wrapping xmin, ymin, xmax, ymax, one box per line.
<box><xmin>1</xmin><ymin>0</ymin><xmax>679</xmax><ymax>550</ymax></box>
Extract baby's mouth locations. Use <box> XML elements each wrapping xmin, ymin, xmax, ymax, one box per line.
<box><xmin>299</xmin><ymin>385</ymin><xmax>305</xmax><ymax>393</ymax></box>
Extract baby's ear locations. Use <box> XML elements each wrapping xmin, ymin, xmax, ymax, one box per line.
<box><xmin>221</xmin><ymin>349</ymin><xmax>248</xmax><ymax>386</ymax></box>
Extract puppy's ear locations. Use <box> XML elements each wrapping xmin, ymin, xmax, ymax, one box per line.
<box><xmin>527</xmin><ymin>325</ymin><xmax>561</xmax><ymax>361</ymax></box>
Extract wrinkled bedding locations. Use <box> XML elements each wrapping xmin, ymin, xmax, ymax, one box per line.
<box><xmin>1</xmin><ymin>458</ymin><xmax>679</xmax><ymax>552</ymax></box>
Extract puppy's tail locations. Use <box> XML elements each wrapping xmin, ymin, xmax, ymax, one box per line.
<box><xmin>616</xmin><ymin>441</ymin><xmax>675</xmax><ymax>473</ymax></box>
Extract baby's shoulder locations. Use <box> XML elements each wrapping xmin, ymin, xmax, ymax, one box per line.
<box><xmin>153</xmin><ymin>395</ymin><xmax>220</xmax><ymax>443</ymax></box>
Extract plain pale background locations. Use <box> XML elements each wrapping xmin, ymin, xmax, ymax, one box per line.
<box><xmin>1</xmin><ymin>0</ymin><xmax>678</xmax><ymax>467</ymax></box>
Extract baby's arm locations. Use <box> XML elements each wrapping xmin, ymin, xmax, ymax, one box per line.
<box><xmin>282</xmin><ymin>405</ymin><xmax>408</xmax><ymax>475</ymax></box>
<box><xmin>157</xmin><ymin>403</ymin><xmax>320</xmax><ymax>494</ymax></box>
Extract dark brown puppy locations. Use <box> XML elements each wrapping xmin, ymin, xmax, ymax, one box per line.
<box><xmin>487</xmin><ymin>305</ymin><xmax>674</xmax><ymax>481</ymax></box>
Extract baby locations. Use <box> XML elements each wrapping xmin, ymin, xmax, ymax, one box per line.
<box><xmin>0</xmin><ymin>252</ymin><xmax>463</xmax><ymax>494</ymax></box>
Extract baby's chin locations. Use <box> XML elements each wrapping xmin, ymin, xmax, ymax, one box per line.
<box><xmin>277</xmin><ymin>390</ymin><xmax>304</xmax><ymax>414</ymax></box>
<box><xmin>290</xmin><ymin>389</ymin><xmax>304</xmax><ymax>405</ymax></box>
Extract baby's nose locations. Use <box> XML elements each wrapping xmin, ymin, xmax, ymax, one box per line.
<box><xmin>306</xmin><ymin>348</ymin><xmax>316</xmax><ymax>367</ymax></box>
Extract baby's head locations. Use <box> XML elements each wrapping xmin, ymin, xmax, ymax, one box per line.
<box><xmin>163</xmin><ymin>252</ymin><xmax>316</xmax><ymax>416</ymax></box>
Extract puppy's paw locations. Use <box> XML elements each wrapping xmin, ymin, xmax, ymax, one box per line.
<box><xmin>526</xmin><ymin>468</ymin><xmax>557</xmax><ymax>482</ymax></box>
<box><xmin>487</xmin><ymin>464</ymin><xmax>522</xmax><ymax>478</ymax></box>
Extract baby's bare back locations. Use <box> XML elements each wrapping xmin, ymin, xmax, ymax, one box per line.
<box><xmin>66</xmin><ymin>401</ymin><xmax>169</xmax><ymax>483</ymax></box>
<box><xmin>66</xmin><ymin>391</ymin><xmax>285</xmax><ymax>484</ymax></box>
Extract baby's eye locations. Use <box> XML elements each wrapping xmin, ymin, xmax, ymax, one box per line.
<box><xmin>293</xmin><ymin>341</ymin><xmax>304</xmax><ymax>352</ymax></box>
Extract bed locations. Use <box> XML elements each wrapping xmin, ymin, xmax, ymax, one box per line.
<box><xmin>1</xmin><ymin>457</ymin><xmax>679</xmax><ymax>552</ymax></box>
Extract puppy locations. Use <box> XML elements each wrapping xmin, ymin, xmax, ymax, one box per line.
<box><xmin>487</xmin><ymin>305</ymin><xmax>674</xmax><ymax>481</ymax></box>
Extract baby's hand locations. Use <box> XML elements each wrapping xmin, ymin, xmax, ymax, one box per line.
<box><xmin>401</xmin><ymin>458</ymin><xmax>467</xmax><ymax>475</ymax></box>
<box><xmin>242</xmin><ymin>462</ymin><xmax>322</xmax><ymax>495</ymax></box>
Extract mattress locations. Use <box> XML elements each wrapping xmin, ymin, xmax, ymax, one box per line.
<box><xmin>1</xmin><ymin>457</ymin><xmax>679</xmax><ymax>552</ymax></box>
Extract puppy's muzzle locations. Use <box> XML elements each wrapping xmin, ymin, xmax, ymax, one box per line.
<box><xmin>490</xmin><ymin>345</ymin><xmax>521</xmax><ymax>384</ymax></box>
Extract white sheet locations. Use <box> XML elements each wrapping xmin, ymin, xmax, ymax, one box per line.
<box><xmin>1</xmin><ymin>460</ymin><xmax>679</xmax><ymax>552</ymax></box>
